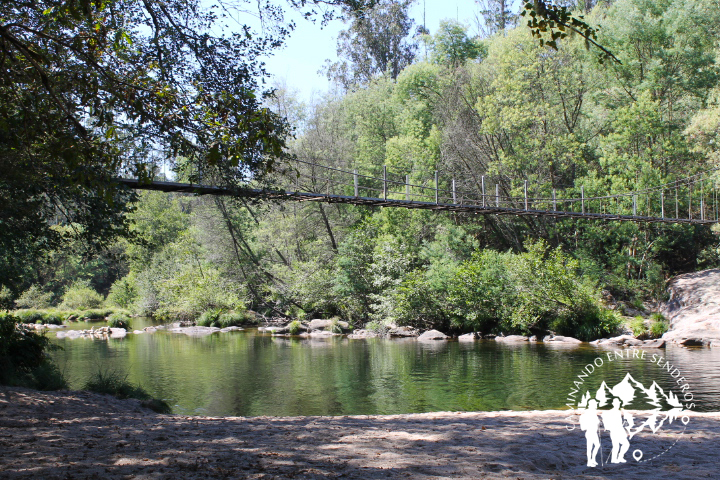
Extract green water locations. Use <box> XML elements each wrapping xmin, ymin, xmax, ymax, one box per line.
<box><xmin>50</xmin><ymin>321</ymin><xmax>720</xmax><ymax>416</ymax></box>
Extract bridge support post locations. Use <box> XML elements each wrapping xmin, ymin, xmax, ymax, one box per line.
<box><xmin>552</xmin><ymin>189</ymin><xmax>556</xmax><ymax>211</ymax></box>
<box><xmin>406</xmin><ymin>175</ymin><xmax>410</xmax><ymax>202</ymax></box>
<box><xmin>524</xmin><ymin>180</ymin><xmax>528</xmax><ymax>210</ymax></box>
<box><xmin>701</xmin><ymin>179</ymin><xmax>705</xmax><ymax>221</ymax></box>
<box><xmin>354</xmin><ymin>169</ymin><xmax>358</xmax><ymax>197</ymax></box>
<box><xmin>633</xmin><ymin>195</ymin><xmax>637</xmax><ymax>216</ymax></box>
<box><xmin>676</xmin><ymin>187</ymin><xmax>679</xmax><ymax>219</ymax></box>
<box><xmin>581</xmin><ymin>186</ymin><xmax>585</xmax><ymax>214</ymax></box>
<box><xmin>689</xmin><ymin>185</ymin><xmax>692</xmax><ymax>220</ymax></box>
<box><xmin>496</xmin><ymin>184</ymin><xmax>499</xmax><ymax>207</ymax></box>
<box><xmin>481</xmin><ymin>176</ymin><xmax>485</xmax><ymax>207</ymax></box>
<box><xmin>452</xmin><ymin>179</ymin><xmax>457</xmax><ymax>204</ymax></box>
<box><xmin>661</xmin><ymin>191</ymin><xmax>665</xmax><ymax>219</ymax></box>
<box><xmin>383</xmin><ymin>166</ymin><xmax>387</xmax><ymax>201</ymax></box>
<box><xmin>435</xmin><ymin>170</ymin><xmax>439</xmax><ymax>204</ymax></box>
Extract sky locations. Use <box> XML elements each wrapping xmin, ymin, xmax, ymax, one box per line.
<box><xmin>259</xmin><ymin>0</ymin><xmax>482</xmax><ymax>103</ymax></box>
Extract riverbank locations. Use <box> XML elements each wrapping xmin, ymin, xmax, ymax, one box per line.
<box><xmin>1</xmin><ymin>387</ymin><xmax>718</xmax><ymax>479</ymax></box>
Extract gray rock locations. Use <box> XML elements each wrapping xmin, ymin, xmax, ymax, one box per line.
<box><xmin>143</xmin><ymin>327</ymin><xmax>157</xmax><ymax>333</ymax></box>
<box><xmin>661</xmin><ymin>269</ymin><xmax>720</xmax><ymax>346</ymax></box>
<box><xmin>308</xmin><ymin>330</ymin><xmax>340</xmax><ymax>337</ymax></box>
<box><xmin>168</xmin><ymin>326</ymin><xmax>220</xmax><ymax>336</ymax></box>
<box><xmin>495</xmin><ymin>335</ymin><xmax>529</xmax><ymax>342</ymax></box>
<box><xmin>347</xmin><ymin>329</ymin><xmax>380</xmax><ymax>339</ymax></box>
<box><xmin>307</xmin><ymin>319</ymin><xmax>351</xmax><ymax>331</ymax></box>
<box><xmin>528</xmin><ymin>335</ymin><xmax>538</xmax><ymax>342</ymax></box>
<box><xmin>109</xmin><ymin>328</ymin><xmax>127</xmax><ymax>338</ymax></box>
<box><xmin>458</xmin><ymin>333</ymin><xmax>479</xmax><ymax>341</ymax></box>
<box><xmin>387</xmin><ymin>326</ymin><xmax>419</xmax><ymax>338</ymax></box>
<box><xmin>133</xmin><ymin>330</ymin><xmax>144</xmax><ymax>334</ymax></box>
<box><xmin>418</xmin><ymin>329</ymin><xmax>448</xmax><ymax>341</ymax></box>
<box><xmin>220</xmin><ymin>326</ymin><xmax>243</xmax><ymax>333</ymax></box>
<box><xmin>543</xmin><ymin>335</ymin><xmax>582</xmax><ymax>344</ymax></box>
<box><xmin>640</xmin><ymin>339</ymin><xmax>666</xmax><ymax>348</ymax></box>
<box><xmin>171</xmin><ymin>321</ymin><xmax>195</xmax><ymax>328</ymax></box>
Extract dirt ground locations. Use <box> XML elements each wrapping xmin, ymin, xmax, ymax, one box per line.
<box><xmin>1</xmin><ymin>387</ymin><xmax>718</xmax><ymax>479</ymax></box>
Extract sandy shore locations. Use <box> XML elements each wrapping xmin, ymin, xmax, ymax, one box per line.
<box><xmin>1</xmin><ymin>387</ymin><xmax>718</xmax><ymax>479</ymax></box>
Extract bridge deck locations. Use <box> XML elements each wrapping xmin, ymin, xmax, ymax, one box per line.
<box><xmin>117</xmin><ymin>178</ymin><xmax>716</xmax><ymax>225</ymax></box>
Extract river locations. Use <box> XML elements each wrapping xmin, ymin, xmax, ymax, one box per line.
<box><xmin>50</xmin><ymin>319</ymin><xmax>720</xmax><ymax>416</ymax></box>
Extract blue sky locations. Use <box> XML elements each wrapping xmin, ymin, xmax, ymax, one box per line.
<box><xmin>259</xmin><ymin>0</ymin><xmax>481</xmax><ymax>102</ymax></box>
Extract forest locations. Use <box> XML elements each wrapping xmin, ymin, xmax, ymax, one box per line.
<box><xmin>4</xmin><ymin>0</ymin><xmax>720</xmax><ymax>342</ymax></box>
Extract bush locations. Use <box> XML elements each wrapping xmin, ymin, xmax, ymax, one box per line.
<box><xmin>14</xmin><ymin>285</ymin><xmax>53</xmax><ymax>309</ymax></box>
<box><xmin>649</xmin><ymin>313</ymin><xmax>669</xmax><ymax>338</ymax></box>
<box><xmin>60</xmin><ymin>281</ymin><xmax>104</xmax><ymax>310</ymax></box>
<box><xmin>0</xmin><ymin>286</ymin><xmax>14</xmax><ymax>310</ymax></box>
<box><xmin>107</xmin><ymin>276</ymin><xmax>137</xmax><ymax>309</ymax></box>
<box><xmin>288</xmin><ymin>320</ymin><xmax>302</xmax><ymax>335</ymax></box>
<box><xmin>42</xmin><ymin>312</ymin><xmax>64</xmax><ymax>325</ymax></box>
<box><xmin>14</xmin><ymin>310</ymin><xmax>45</xmax><ymax>324</ymax></box>
<box><xmin>84</xmin><ymin>369</ymin><xmax>171</xmax><ymax>414</ymax></box>
<box><xmin>197</xmin><ymin>309</ymin><xmax>248</xmax><ymax>328</ymax></box>
<box><xmin>107</xmin><ymin>313</ymin><xmax>131</xmax><ymax>330</ymax></box>
<box><xmin>197</xmin><ymin>309</ymin><xmax>223</xmax><ymax>327</ymax></box>
<box><xmin>217</xmin><ymin>311</ymin><xmax>247</xmax><ymax>328</ymax></box>
<box><xmin>630</xmin><ymin>316</ymin><xmax>647</xmax><ymax>337</ymax></box>
<box><xmin>0</xmin><ymin>313</ymin><xmax>67</xmax><ymax>390</ymax></box>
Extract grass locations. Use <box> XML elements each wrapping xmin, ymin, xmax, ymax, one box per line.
<box><xmin>197</xmin><ymin>309</ymin><xmax>249</xmax><ymax>328</ymax></box>
<box><xmin>107</xmin><ymin>313</ymin><xmax>131</xmax><ymax>330</ymax></box>
<box><xmin>629</xmin><ymin>316</ymin><xmax>647</xmax><ymax>337</ymax></box>
<box><xmin>84</xmin><ymin>369</ymin><xmax>171</xmax><ymax>414</ymax></box>
<box><xmin>288</xmin><ymin>320</ymin><xmax>302</xmax><ymax>335</ymax></box>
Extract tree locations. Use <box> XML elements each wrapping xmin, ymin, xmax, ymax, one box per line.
<box><xmin>476</xmin><ymin>0</ymin><xmax>517</xmax><ymax>37</ymax></box>
<box><xmin>424</xmin><ymin>20</ymin><xmax>484</xmax><ymax>67</ymax></box>
<box><xmin>324</xmin><ymin>0</ymin><xmax>417</xmax><ymax>89</ymax></box>
<box><xmin>0</xmin><ymin>0</ymin><xmax>370</xmax><ymax>291</ymax></box>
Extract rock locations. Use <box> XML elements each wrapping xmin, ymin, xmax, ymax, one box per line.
<box><xmin>220</xmin><ymin>326</ymin><xmax>243</xmax><ymax>333</ymax></box>
<box><xmin>495</xmin><ymin>335</ymin><xmax>529</xmax><ymax>342</ymax></box>
<box><xmin>347</xmin><ymin>329</ymin><xmax>380</xmax><ymax>339</ymax></box>
<box><xmin>171</xmin><ymin>321</ymin><xmax>195</xmax><ymax>328</ymax></box>
<box><xmin>661</xmin><ymin>268</ymin><xmax>720</xmax><ymax>346</ymax></box>
<box><xmin>143</xmin><ymin>327</ymin><xmax>157</xmax><ymax>333</ymax></box>
<box><xmin>307</xmin><ymin>319</ymin><xmax>351</xmax><ymax>331</ymax></box>
<box><xmin>387</xmin><ymin>326</ymin><xmax>418</xmax><ymax>338</ymax></box>
<box><xmin>133</xmin><ymin>330</ymin><xmax>144</xmax><ymax>334</ymax></box>
<box><xmin>528</xmin><ymin>335</ymin><xmax>538</xmax><ymax>342</ymax></box>
<box><xmin>590</xmin><ymin>335</ymin><xmax>637</xmax><ymax>347</ymax></box>
<box><xmin>168</xmin><ymin>326</ymin><xmax>220</xmax><ymax>336</ymax></box>
<box><xmin>308</xmin><ymin>330</ymin><xmax>340</xmax><ymax>337</ymax></box>
<box><xmin>458</xmin><ymin>333</ymin><xmax>479</xmax><ymax>342</ymax></box>
<box><xmin>109</xmin><ymin>328</ymin><xmax>127</xmax><ymax>338</ymax></box>
<box><xmin>46</xmin><ymin>324</ymin><xmax>66</xmax><ymax>329</ymax></box>
<box><xmin>543</xmin><ymin>335</ymin><xmax>582</xmax><ymax>344</ymax></box>
<box><xmin>640</xmin><ymin>339</ymin><xmax>666</xmax><ymax>348</ymax></box>
<box><xmin>418</xmin><ymin>329</ymin><xmax>448</xmax><ymax>341</ymax></box>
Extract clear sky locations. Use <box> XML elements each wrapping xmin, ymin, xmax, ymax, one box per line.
<box><xmin>260</xmin><ymin>0</ymin><xmax>481</xmax><ymax>102</ymax></box>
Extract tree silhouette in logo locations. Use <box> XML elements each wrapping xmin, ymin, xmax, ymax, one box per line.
<box><xmin>578</xmin><ymin>373</ymin><xmax>687</xmax><ymax>466</ymax></box>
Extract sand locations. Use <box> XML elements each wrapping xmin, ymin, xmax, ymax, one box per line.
<box><xmin>1</xmin><ymin>386</ymin><xmax>718</xmax><ymax>479</ymax></box>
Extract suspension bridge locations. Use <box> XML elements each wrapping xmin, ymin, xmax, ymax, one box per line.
<box><xmin>117</xmin><ymin>159</ymin><xmax>719</xmax><ymax>225</ymax></box>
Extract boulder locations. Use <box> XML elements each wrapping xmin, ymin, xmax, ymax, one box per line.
<box><xmin>640</xmin><ymin>339</ymin><xmax>666</xmax><ymax>348</ymax></box>
<box><xmin>661</xmin><ymin>269</ymin><xmax>720</xmax><ymax>346</ymax></box>
<box><xmin>528</xmin><ymin>335</ymin><xmax>538</xmax><ymax>342</ymax></box>
<box><xmin>458</xmin><ymin>333</ymin><xmax>479</xmax><ymax>342</ymax></box>
<box><xmin>168</xmin><ymin>326</ymin><xmax>219</xmax><ymax>336</ymax></box>
<box><xmin>418</xmin><ymin>329</ymin><xmax>448</xmax><ymax>341</ymax></box>
<box><xmin>387</xmin><ymin>326</ymin><xmax>418</xmax><ymax>338</ymax></box>
<box><xmin>495</xmin><ymin>335</ymin><xmax>529</xmax><ymax>342</ymax></box>
<box><xmin>543</xmin><ymin>335</ymin><xmax>582</xmax><ymax>344</ymax></box>
<box><xmin>109</xmin><ymin>328</ymin><xmax>127</xmax><ymax>338</ymax></box>
<box><xmin>347</xmin><ymin>329</ymin><xmax>380</xmax><ymax>339</ymax></box>
<box><xmin>307</xmin><ymin>319</ymin><xmax>351</xmax><ymax>331</ymax></box>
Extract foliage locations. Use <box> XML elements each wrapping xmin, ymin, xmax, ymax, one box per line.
<box><xmin>649</xmin><ymin>318</ymin><xmax>669</xmax><ymax>338</ymax></box>
<box><xmin>325</xmin><ymin>0</ymin><xmax>417</xmax><ymax>88</ymax></box>
<box><xmin>60</xmin><ymin>281</ymin><xmax>104</xmax><ymax>310</ymax></box>
<box><xmin>15</xmin><ymin>285</ymin><xmax>54</xmax><ymax>309</ymax></box>
<box><xmin>288</xmin><ymin>320</ymin><xmax>303</xmax><ymax>335</ymax></box>
<box><xmin>630</xmin><ymin>316</ymin><xmax>647</xmax><ymax>337</ymax></box>
<box><xmin>14</xmin><ymin>310</ymin><xmax>45</xmax><ymax>324</ymax></box>
<box><xmin>106</xmin><ymin>276</ymin><xmax>138</xmax><ymax>310</ymax></box>
<box><xmin>84</xmin><ymin>369</ymin><xmax>171</xmax><ymax>414</ymax></box>
<box><xmin>0</xmin><ymin>313</ymin><xmax>67</xmax><ymax>390</ymax></box>
<box><xmin>107</xmin><ymin>313</ymin><xmax>131</xmax><ymax>330</ymax></box>
<box><xmin>424</xmin><ymin>20</ymin><xmax>485</xmax><ymax>66</ymax></box>
<box><xmin>0</xmin><ymin>286</ymin><xmax>13</xmax><ymax>311</ymax></box>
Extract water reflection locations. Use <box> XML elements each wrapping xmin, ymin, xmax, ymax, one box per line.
<box><xmin>50</xmin><ymin>326</ymin><xmax>720</xmax><ymax>416</ymax></box>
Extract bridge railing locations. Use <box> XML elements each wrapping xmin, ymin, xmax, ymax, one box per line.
<box><xmin>288</xmin><ymin>158</ymin><xmax>718</xmax><ymax>222</ymax></box>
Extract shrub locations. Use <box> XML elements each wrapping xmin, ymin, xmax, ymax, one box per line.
<box><xmin>14</xmin><ymin>310</ymin><xmax>45</xmax><ymax>324</ymax></box>
<box><xmin>107</xmin><ymin>276</ymin><xmax>137</xmax><ymax>309</ymax></box>
<box><xmin>107</xmin><ymin>313</ymin><xmax>131</xmax><ymax>330</ymax></box>
<box><xmin>42</xmin><ymin>312</ymin><xmax>64</xmax><ymax>326</ymax></box>
<box><xmin>15</xmin><ymin>285</ymin><xmax>53</xmax><ymax>309</ymax></box>
<box><xmin>217</xmin><ymin>311</ymin><xmax>247</xmax><ymax>328</ymax></box>
<box><xmin>0</xmin><ymin>313</ymin><xmax>67</xmax><ymax>390</ymax></box>
<box><xmin>649</xmin><ymin>314</ymin><xmax>669</xmax><ymax>338</ymax></box>
<box><xmin>328</xmin><ymin>317</ymin><xmax>343</xmax><ymax>334</ymax></box>
<box><xmin>84</xmin><ymin>369</ymin><xmax>171</xmax><ymax>414</ymax></box>
<box><xmin>60</xmin><ymin>281</ymin><xmax>104</xmax><ymax>310</ymax></box>
<box><xmin>0</xmin><ymin>286</ymin><xmax>14</xmax><ymax>310</ymax></box>
<box><xmin>630</xmin><ymin>316</ymin><xmax>647</xmax><ymax>337</ymax></box>
<box><xmin>197</xmin><ymin>309</ymin><xmax>223</xmax><ymax>327</ymax></box>
<box><xmin>288</xmin><ymin>320</ymin><xmax>302</xmax><ymax>335</ymax></box>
